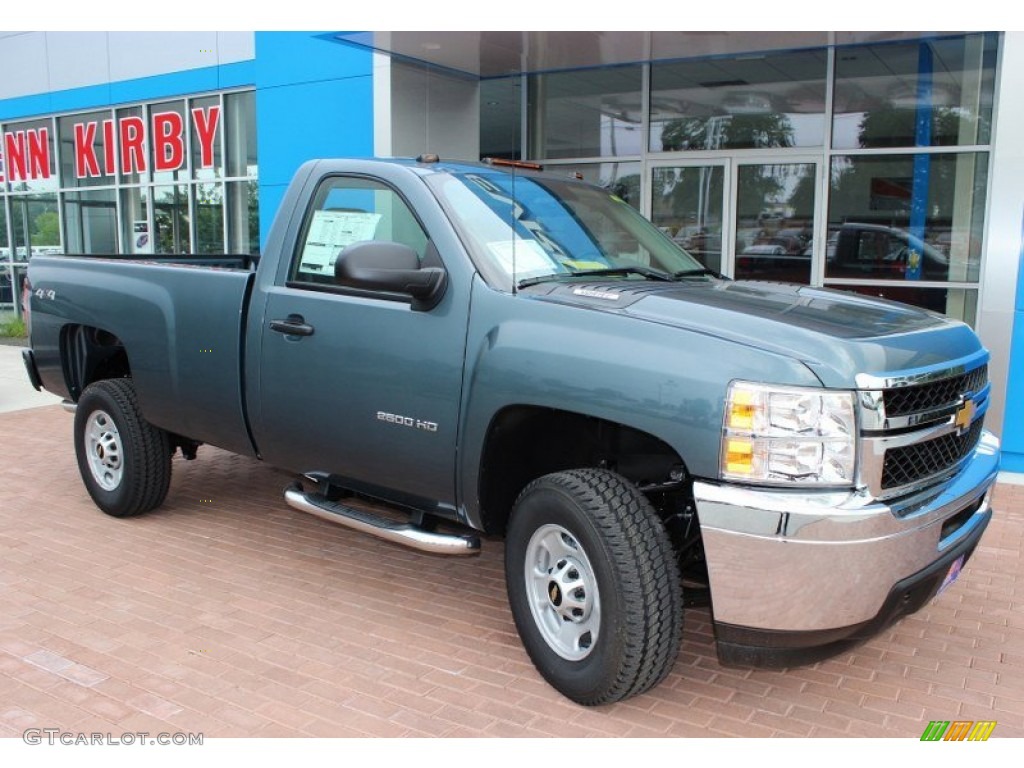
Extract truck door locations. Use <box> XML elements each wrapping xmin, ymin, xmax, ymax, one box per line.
<box><xmin>252</xmin><ymin>175</ymin><xmax>467</xmax><ymax>511</ymax></box>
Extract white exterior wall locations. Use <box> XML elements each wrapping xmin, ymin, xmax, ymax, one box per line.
<box><xmin>387</xmin><ymin>61</ymin><xmax>479</xmax><ymax>160</ymax></box>
<box><xmin>977</xmin><ymin>31</ymin><xmax>1024</xmax><ymax>439</ymax></box>
<box><xmin>0</xmin><ymin>32</ymin><xmax>254</xmax><ymax>99</ymax></box>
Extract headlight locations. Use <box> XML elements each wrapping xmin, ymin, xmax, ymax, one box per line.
<box><xmin>721</xmin><ymin>381</ymin><xmax>857</xmax><ymax>486</ymax></box>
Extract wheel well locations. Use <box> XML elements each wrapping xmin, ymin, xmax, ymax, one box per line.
<box><xmin>478</xmin><ymin>406</ymin><xmax>687</xmax><ymax>535</ymax></box>
<box><xmin>61</xmin><ymin>324</ymin><xmax>130</xmax><ymax>401</ymax></box>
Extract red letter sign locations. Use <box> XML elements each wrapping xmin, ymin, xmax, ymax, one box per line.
<box><xmin>74</xmin><ymin>122</ymin><xmax>101</xmax><ymax>178</ymax></box>
<box><xmin>191</xmin><ymin>105</ymin><xmax>220</xmax><ymax>169</ymax></box>
<box><xmin>27</xmin><ymin>128</ymin><xmax>51</xmax><ymax>179</ymax></box>
<box><xmin>102</xmin><ymin>120</ymin><xmax>116</xmax><ymax>175</ymax></box>
<box><xmin>119</xmin><ymin>116</ymin><xmax>146</xmax><ymax>175</ymax></box>
<box><xmin>152</xmin><ymin>111</ymin><xmax>184</xmax><ymax>172</ymax></box>
<box><xmin>0</xmin><ymin>128</ymin><xmax>51</xmax><ymax>182</ymax></box>
<box><xmin>3</xmin><ymin>131</ymin><xmax>27</xmax><ymax>182</ymax></box>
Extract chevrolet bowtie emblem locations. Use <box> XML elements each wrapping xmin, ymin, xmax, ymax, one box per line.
<box><xmin>954</xmin><ymin>398</ymin><xmax>976</xmax><ymax>434</ymax></box>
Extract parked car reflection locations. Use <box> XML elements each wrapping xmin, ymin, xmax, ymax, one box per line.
<box><xmin>826</xmin><ymin>222</ymin><xmax>951</xmax><ymax>281</ymax></box>
<box><xmin>735</xmin><ymin>226</ymin><xmax>813</xmax><ymax>284</ymax></box>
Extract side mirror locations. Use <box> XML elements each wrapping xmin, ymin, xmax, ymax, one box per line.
<box><xmin>334</xmin><ymin>241</ymin><xmax>447</xmax><ymax>311</ymax></box>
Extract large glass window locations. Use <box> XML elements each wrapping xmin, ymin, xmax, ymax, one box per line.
<box><xmin>832</xmin><ymin>34</ymin><xmax>998</xmax><ymax>150</ymax></box>
<box><xmin>225</xmin><ymin>91</ymin><xmax>257</xmax><ymax>178</ymax></box>
<box><xmin>9</xmin><ymin>194</ymin><xmax>60</xmax><ymax>258</ymax></box>
<box><xmin>120</xmin><ymin>187</ymin><xmax>151</xmax><ymax>255</ymax></box>
<box><xmin>509</xmin><ymin>33</ymin><xmax>997</xmax><ymax>329</ymax></box>
<box><xmin>153</xmin><ymin>185</ymin><xmax>190</xmax><ymax>254</ymax></box>
<box><xmin>227</xmin><ymin>180</ymin><xmax>259</xmax><ymax>255</ymax></box>
<box><xmin>63</xmin><ymin>189</ymin><xmax>117</xmax><ymax>253</ymax></box>
<box><xmin>529</xmin><ymin>66</ymin><xmax>643</xmax><ymax>159</ymax></box>
<box><xmin>650</xmin><ymin>50</ymin><xmax>827</xmax><ymax>152</ymax></box>
<box><xmin>826</xmin><ymin>153</ymin><xmax>987</xmax><ymax>283</ymax></box>
<box><xmin>194</xmin><ymin>183</ymin><xmax>224</xmax><ymax>254</ymax></box>
<box><xmin>480</xmin><ymin>77</ymin><xmax>522</xmax><ymax>161</ymax></box>
<box><xmin>0</xmin><ymin>197</ymin><xmax>10</xmax><ymax>307</ymax></box>
<box><xmin>0</xmin><ymin>197</ymin><xmax>8</xmax><ymax>259</ymax></box>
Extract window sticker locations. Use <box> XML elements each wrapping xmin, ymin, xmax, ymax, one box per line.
<box><xmin>299</xmin><ymin>210</ymin><xmax>382</xmax><ymax>273</ymax></box>
<box><xmin>487</xmin><ymin>239</ymin><xmax>560</xmax><ymax>279</ymax></box>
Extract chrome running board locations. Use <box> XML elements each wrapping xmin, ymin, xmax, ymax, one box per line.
<box><xmin>284</xmin><ymin>483</ymin><xmax>481</xmax><ymax>556</ymax></box>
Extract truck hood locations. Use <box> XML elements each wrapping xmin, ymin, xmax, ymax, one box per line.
<box><xmin>523</xmin><ymin>279</ymin><xmax>985</xmax><ymax>388</ymax></box>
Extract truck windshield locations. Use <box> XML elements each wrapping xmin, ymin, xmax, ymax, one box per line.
<box><xmin>425</xmin><ymin>169</ymin><xmax>706</xmax><ymax>291</ymax></box>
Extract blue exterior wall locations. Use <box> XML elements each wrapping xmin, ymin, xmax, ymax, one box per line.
<box><xmin>1001</xmin><ymin>219</ymin><xmax>1024</xmax><ymax>472</ymax></box>
<box><xmin>252</xmin><ymin>33</ymin><xmax>373</xmax><ymax>246</ymax></box>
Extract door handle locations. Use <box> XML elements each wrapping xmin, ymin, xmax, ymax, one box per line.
<box><xmin>270</xmin><ymin>314</ymin><xmax>315</xmax><ymax>337</ymax></box>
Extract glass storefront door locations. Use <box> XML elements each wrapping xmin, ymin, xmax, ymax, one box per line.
<box><xmin>732</xmin><ymin>159</ymin><xmax>820</xmax><ymax>284</ymax></box>
<box><xmin>649</xmin><ymin>157</ymin><xmax>820</xmax><ymax>281</ymax></box>
<box><xmin>649</xmin><ymin>161</ymin><xmax>728</xmax><ymax>275</ymax></box>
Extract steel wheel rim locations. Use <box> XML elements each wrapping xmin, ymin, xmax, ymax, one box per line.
<box><xmin>84</xmin><ymin>410</ymin><xmax>124</xmax><ymax>491</ymax></box>
<box><xmin>524</xmin><ymin>523</ymin><xmax>600</xmax><ymax>661</ymax></box>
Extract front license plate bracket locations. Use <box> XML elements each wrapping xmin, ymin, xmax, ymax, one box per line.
<box><xmin>937</xmin><ymin>554</ymin><xmax>966</xmax><ymax>596</ymax></box>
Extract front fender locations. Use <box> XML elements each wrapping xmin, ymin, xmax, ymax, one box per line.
<box><xmin>456</xmin><ymin>279</ymin><xmax>822</xmax><ymax>527</ymax></box>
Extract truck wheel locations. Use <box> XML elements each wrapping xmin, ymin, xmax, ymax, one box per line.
<box><xmin>74</xmin><ymin>378</ymin><xmax>172</xmax><ymax>518</ymax></box>
<box><xmin>505</xmin><ymin>468</ymin><xmax>683</xmax><ymax>705</ymax></box>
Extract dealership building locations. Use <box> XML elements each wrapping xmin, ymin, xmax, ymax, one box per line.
<box><xmin>0</xmin><ymin>30</ymin><xmax>1021</xmax><ymax>470</ymax></box>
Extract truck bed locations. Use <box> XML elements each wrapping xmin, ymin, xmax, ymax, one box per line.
<box><xmin>28</xmin><ymin>254</ymin><xmax>257</xmax><ymax>457</ymax></box>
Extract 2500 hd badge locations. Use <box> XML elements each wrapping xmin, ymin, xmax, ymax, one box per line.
<box><xmin>377</xmin><ymin>410</ymin><xmax>439</xmax><ymax>432</ymax></box>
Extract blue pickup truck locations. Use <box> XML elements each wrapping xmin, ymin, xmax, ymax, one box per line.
<box><xmin>22</xmin><ymin>157</ymin><xmax>1000</xmax><ymax>704</ymax></box>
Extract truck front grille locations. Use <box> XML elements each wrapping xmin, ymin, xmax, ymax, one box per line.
<box><xmin>863</xmin><ymin>361</ymin><xmax>989</xmax><ymax>498</ymax></box>
<box><xmin>881</xmin><ymin>420</ymin><xmax>984</xmax><ymax>490</ymax></box>
<box><xmin>883</xmin><ymin>364</ymin><xmax>988</xmax><ymax>418</ymax></box>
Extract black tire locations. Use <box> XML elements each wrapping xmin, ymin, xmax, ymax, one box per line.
<box><xmin>505</xmin><ymin>468</ymin><xmax>683</xmax><ymax>705</ymax></box>
<box><xmin>74</xmin><ymin>378</ymin><xmax>172</xmax><ymax>518</ymax></box>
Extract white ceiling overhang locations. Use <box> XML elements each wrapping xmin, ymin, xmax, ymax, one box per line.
<box><xmin>329</xmin><ymin>31</ymin><xmax>962</xmax><ymax>78</ymax></box>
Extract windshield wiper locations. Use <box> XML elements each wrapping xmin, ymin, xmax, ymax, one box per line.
<box><xmin>518</xmin><ymin>265</ymin><xmax>675</xmax><ymax>289</ymax></box>
<box><xmin>672</xmin><ymin>267</ymin><xmax>727</xmax><ymax>280</ymax></box>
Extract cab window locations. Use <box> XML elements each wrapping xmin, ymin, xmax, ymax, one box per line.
<box><xmin>291</xmin><ymin>177</ymin><xmax>429</xmax><ymax>285</ymax></box>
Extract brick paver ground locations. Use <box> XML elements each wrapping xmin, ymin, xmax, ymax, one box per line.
<box><xmin>1</xmin><ymin>404</ymin><xmax>1022</xmax><ymax>738</ymax></box>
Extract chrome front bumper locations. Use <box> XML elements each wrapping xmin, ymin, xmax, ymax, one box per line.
<box><xmin>694</xmin><ymin>430</ymin><xmax>1000</xmax><ymax>645</ymax></box>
